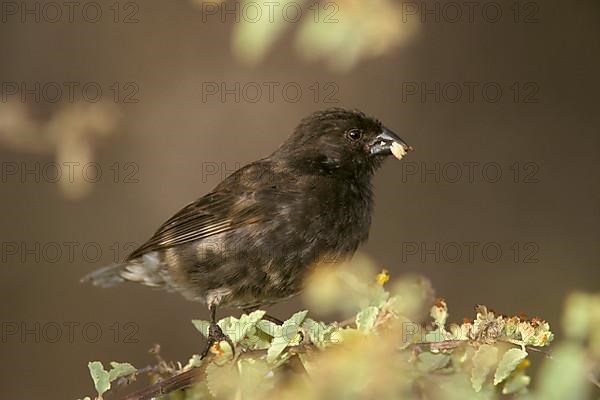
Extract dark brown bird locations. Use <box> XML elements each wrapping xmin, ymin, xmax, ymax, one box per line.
<box><xmin>82</xmin><ymin>108</ymin><xmax>413</xmax><ymax>354</ymax></box>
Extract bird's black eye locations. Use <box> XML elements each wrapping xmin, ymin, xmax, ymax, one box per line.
<box><xmin>346</xmin><ymin>129</ymin><xmax>363</xmax><ymax>142</ymax></box>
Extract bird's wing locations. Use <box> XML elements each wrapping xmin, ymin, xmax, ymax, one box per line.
<box><xmin>125</xmin><ymin>161</ymin><xmax>274</xmax><ymax>261</ymax></box>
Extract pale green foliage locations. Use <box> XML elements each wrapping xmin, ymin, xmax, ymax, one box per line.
<box><xmin>494</xmin><ymin>349</ymin><xmax>528</xmax><ymax>385</ymax></box>
<box><xmin>417</xmin><ymin>352</ymin><xmax>450</xmax><ymax>372</ymax></box>
<box><xmin>266</xmin><ymin>310</ymin><xmax>307</xmax><ymax>362</ymax></box>
<box><xmin>82</xmin><ymin>261</ymin><xmax>600</xmax><ymax>400</ymax></box>
<box><xmin>355</xmin><ymin>306</ymin><xmax>378</xmax><ymax>333</ymax></box>
<box><xmin>192</xmin><ymin>0</ymin><xmax>419</xmax><ymax>71</ymax></box>
<box><xmin>471</xmin><ymin>345</ymin><xmax>499</xmax><ymax>392</ymax></box>
<box><xmin>86</xmin><ymin>361</ymin><xmax>136</xmax><ymax>398</ymax></box>
<box><xmin>87</xmin><ymin>361</ymin><xmax>110</xmax><ymax>397</ymax></box>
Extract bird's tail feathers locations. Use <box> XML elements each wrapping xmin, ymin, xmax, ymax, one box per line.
<box><xmin>81</xmin><ymin>263</ymin><xmax>127</xmax><ymax>288</ymax></box>
<box><xmin>81</xmin><ymin>252</ymin><xmax>166</xmax><ymax>288</ymax></box>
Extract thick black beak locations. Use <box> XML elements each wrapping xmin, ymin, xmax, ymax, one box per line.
<box><xmin>369</xmin><ymin>127</ymin><xmax>414</xmax><ymax>157</ymax></box>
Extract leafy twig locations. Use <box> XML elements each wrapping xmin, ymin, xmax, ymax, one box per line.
<box><xmin>119</xmin><ymin>343</ymin><xmax>315</xmax><ymax>400</ymax></box>
<box><xmin>120</xmin><ymin>362</ymin><xmax>209</xmax><ymax>400</ymax></box>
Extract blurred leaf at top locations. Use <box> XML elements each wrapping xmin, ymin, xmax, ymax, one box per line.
<box><xmin>195</xmin><ymin>0</ymin><xmax>420</xmax><ymax>71</ymax></box>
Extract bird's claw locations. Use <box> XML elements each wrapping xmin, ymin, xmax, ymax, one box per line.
<box><xmin>200</xmin><ymin>322</ymin><xmax>235</xmax><ymax>359</ymax></box>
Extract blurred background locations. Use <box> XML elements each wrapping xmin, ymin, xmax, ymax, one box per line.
<box><xmin>0</xmin><ymin>0</ymin><xmax>599</xmax><ymax>398</ymax></box>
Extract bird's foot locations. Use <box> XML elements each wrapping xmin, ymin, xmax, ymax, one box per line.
<box><xmin>200</xmin><ymin>322</ymin><xmax>235</xmax><ymax>360</ymax></box>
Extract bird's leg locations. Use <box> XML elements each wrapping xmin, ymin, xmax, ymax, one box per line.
<box><xmin>243</xmin><ymin>307</ymin><xmax>284</xmax><ymax>325</ymax></box>
<box><xmin>200</xmin><ymin>304</ymin><xmax>235</xmax><ymax>359</ymax></box>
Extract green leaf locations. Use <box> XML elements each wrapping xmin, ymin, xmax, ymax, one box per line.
<box><xmin>267</xmin><ymin>311</ymin><xmax>308</xmax><ymax>363</ymax></box>
<box><xmin>493</xmin><ymin>349</ymin><xmax>527</xmax><ymax>385</ymax></box>
<box><xmin>287</xmin><ymin>310</ymin><xmax>309</xmax><ymax>326</ymax></box>
<box><xmin>243</xmin><ymin>325</ymin><xmax>274</xmax><ymax>350</ymax></box>
<box><xmin>302</xmin><ymin>318</ymin><xmax>335</xmax><ymax>348</ymax></box>
<box><xmin>471</xmin><ymin>344</ymin><xmax>498</xmax><ymax>392</ymax></box>
<box><xmin>502</xmin><ymin>371</ymin><xmax>531</xmax><ymax>395</ymax></box>
<box><xmin>217</xmin><ymin>310</ymin><xmax>267</xmax><ymax>346</ymax></box>
<box><xmin>356</xmin><ymin>306</ymin><xmax>379</xmax><ymax>333</ymax></box>
<box><xmin>417</xmin><ymin>352</ymin><xmax>451</xmax><ymax>372</ymax></box>
<box><xmin>267</xmin><ymin>334</ymin><xmax>294</xmax><ymax>363</ymax></box>
<box><xmin>87</xmin><ymin>361</ymin><xmax>110</xmax><ymax>396</ymax></box>
<box><xmin>191</xmin><ymin>320</ymin><xmax>210</xmax><ymax>338</ymax></box>
<box><xmin>108</xmin><ymin>361</ymin><xmax>136</xmax><ymax>382</ymax></box>
<box><xmin>237</xmin><ymin>311</ymin><xmax>267</xmax><ymax>340</ymax></box>
<box><xmin>237</xmin><ymin>358</ymin><xmax>274</xmax><ymax>397</ymax></box>
<box><xmin>216</xmin><ymin>316</ymin><xmax>240</xmax><ymax>344</ymax></box>
<box><xmin>256</xmin><ymin>319</ymin><xmax>281</xmax><ymax>337</ymax></box>
<box><xmin>301</xmin><ymin>318</ymin><xmax>322</xmax><ymax>341</ymax></box>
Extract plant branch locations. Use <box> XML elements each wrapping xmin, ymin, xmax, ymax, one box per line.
<box><xmin>118</xmin><ymin>344</ymin><xmax>314</xmax><ymax>400</ymax></box>
<box><xmin>120</xmin><ymin>362</ymin><xmax>209</xmax><ymax>400</ymax></box>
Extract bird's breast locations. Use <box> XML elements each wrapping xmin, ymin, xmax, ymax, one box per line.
<box><xmin>292</xmin><ymin>177</ymin><xmax>373</xmax><ymax>256</ymax></box>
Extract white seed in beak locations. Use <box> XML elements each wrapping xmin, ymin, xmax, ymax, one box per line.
<box><xmin>390</xmin><ymin>142</ymin><xmax>407</xmax><ymax>160</ymax></box>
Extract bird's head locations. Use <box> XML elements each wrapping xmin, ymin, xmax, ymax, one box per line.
<box><xmin>276</xmin><ymin>108</ymin><xmax>413</xmax><ymax>177</ymax></box>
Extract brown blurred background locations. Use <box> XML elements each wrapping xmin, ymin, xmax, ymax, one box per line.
<box><xmin>0</xmin><ymin>0</ymin><xmax>599</xmax><ymax>398</ymax></box>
